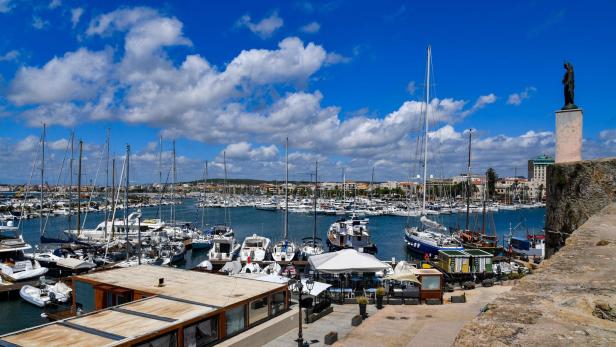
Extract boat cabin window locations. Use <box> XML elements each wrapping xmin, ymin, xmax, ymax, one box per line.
<box><xmin>246</xmin><ymin>241</ymin><xmax>262</xmax><ymax>248</ymax></box>
<box><xmin>135</xmin><ymin>330</ymin><xmax>178</xmax><ymax>347</ymax></box>
<box><xmin>183</xmin><ymin>316</ymin><xmax>218</xmax><ymax>347</ymax></box>
<box><xmin>216</xmin><ymin>243</ymin><xmax>231</xmax><ymax>253</ymax></box>
<box><xmin>421</xmin><ymin>276</ymin><xmax>441</xmax><ymax>290</ymax></box>
<box><xmin>225</xmin><ymin>305</ymin><xmax>245</xmax><ymax>336</ymax></box>
<box><xmin>249</xmin><ymin>296</ymin><xmax>269</xmax><ymax>325</ymax></box>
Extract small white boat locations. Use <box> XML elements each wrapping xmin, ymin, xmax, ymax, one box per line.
<box><xmin>195</xmin><ymin>260</ymin><xmax>213</xmax><ymax>271</ymax></box>
<box><xmin>271</xmin><ymin>239</ymin><xmax>297</xmax><ymax>262</ymax></box>
<box><xmin>0</xmin><ymin>260</ymin><xmax>48</xmax><ymax>282</ymax></box>
<box><xmin>208</xmin><ymin>237</ymin><xmax>240</xmax><ymax>262</ymax></box>
<box><xmin>261</xmin><ymin>262</ymin><xmax>282</xmax><ymax>275</ymax></box>
<box><xmin>19</xmin><ymin>281</ymin><xmax>72</xmax><ymax>307</ymax></box>
<box><xmin>239</xmin><ymin>234</ymin><xmax>270</xmax><ymax>262</ymax></box>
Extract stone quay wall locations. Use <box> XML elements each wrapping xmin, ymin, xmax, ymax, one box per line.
<box><xmin>544</xmin><ymin>157</ymin><xmax>616</xmax><ymax>258</ymax></box>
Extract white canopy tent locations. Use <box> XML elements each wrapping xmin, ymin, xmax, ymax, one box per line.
<box><xmin>308</xmin><ymin>249</ymin><xmax>389</xmax><ymax>274</ymax></box>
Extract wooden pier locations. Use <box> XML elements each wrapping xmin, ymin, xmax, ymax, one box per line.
<box><xmin>0</xmin><ymin>280</ymin><xmax>38</xmax><ymax>300</ymax></box>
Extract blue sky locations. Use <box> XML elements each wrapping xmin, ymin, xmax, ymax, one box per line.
<box><xmin>0</xmin><ymin>0</ymin><xmax>615</xmax><ymax>184</ymax></box>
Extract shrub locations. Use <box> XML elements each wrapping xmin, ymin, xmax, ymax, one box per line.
<box><xmin>376</xmin><ymin>287</ymin><xmax>386</xmax><ymax>297</ymax></box>
<box><xmin>356</xmin><ymin>296</ymin><xmax>368</xmax><ymax>305</ymax></box>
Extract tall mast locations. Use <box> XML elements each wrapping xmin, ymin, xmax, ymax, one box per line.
<box><xmin>111</xmin><ymin>158</ymin><xmax>116</xmax><ymax>238</ymax></box>
<box><xmin>201</xmin><ymin>161</ymin><xmax>208</xmax><ymax>229</ymax></box>
<box><xmin>68</xmin><ymin>132</ymin><xmax>74</xmax><ymax>232</ymax></box>
<box><xmin>465</xmin><ymin>129</ymin><xmax>472</xmax><ymax>230</ymax></box>
<box><xmin>125</xmin><ymin>144</ymin><xmax>130</xmax><ymax>261</ymax></box>
<box><xmin>103</xmin><ymin>129</ymin><xmax>110</xmax><ymax>239</ymax></box>
<box><xmin>342</xmin><ymin>168</ymin><xmax>346</xmax><ymax>204</ymax></box>
<box><xmin>77</xmin><ymin>140</ymin><xmax>83</xmax><ymax>236</ymax></box>
<box><xmin>284</xmin><ymin>137</ymin><xmax>289</xmax><ymax>240</ymax></box>
<box><xmin>313</xmin><ymin>160</ymin><xmax>318</xmax><ymax>244</ymax></box>
<box><xmin>172</xmin><ymin>140</ymin><xmax>176</xmax><ymax>226</ymax></box>
<box><xmin>422</xmin><ymin>45</ymin><xmax>431</xmax><ymax>216</ymax></box>
<box><xmin>223</xmin><ymin>152</ymin><xmax>228</xmax><ymax>225</ymax></box>
<box><xmin>370</xmin><ymin>166</ymin><xmax>374</xmax><ymax>200</ymax></box>
<box><xmin>158</xmin><ymin>136</ymin><xmax>162</xmax><ymax>219</ymax></box>
<box><xmin>40</xmin><ymin>124</ymin><xmax>46</xmax><ymax>237</ymax></box>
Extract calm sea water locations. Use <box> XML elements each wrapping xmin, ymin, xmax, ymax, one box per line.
<box><xmin>0</xmin><ymin>200</ymin><xmax>545</xmax><ymax>334</ymax></box>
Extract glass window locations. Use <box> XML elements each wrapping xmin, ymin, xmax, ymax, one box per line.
<box><xmin>183</xmin><ymin>317</ymin><xmax>218</xmax><ymax>347</ymax></box>
<box><xmin>271</xmin><ymin>291</ymin><xmax>286</xmax><ymax>315</ymax></box>
<box><xmin>225</xmin><ymin>305</ymin><xmax>245</xmax><ymax>336</ymax></box>
<box><xmin>74</xmin><ymin>280</ymin><xmax>95</xmax><ymax>313</ymax></box>
<box><xmin>421</xmin><ymin>276</ymin><xmax>441</xmax><ymax>290</ymax></box>
<box><xmin>135</xmin><ymin>331</ymin><xmax>177</xmax><ymax>347</ymax></box>
<box><xmin>249</xmin><ymin>297</ymin><xmax>269</xmax><ymax>325</ymax></box>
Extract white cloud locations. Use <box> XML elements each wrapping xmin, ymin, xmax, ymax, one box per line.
<box><xmin>599</xmin><ymin>129</ymin><xmax>616</xmax><ymax>144</ymax></box>
<box><xmin>237</xmin><ymin>11</ymin><xmax>283</xmax><ymax>39</ymax></box>
<box><xmin>71</xmin><ymin>7</ymin><xmax>83</xmax><ymax>27</ymax></box>
<box><xmin>49</xmin><ymin>0</ymin><xmax>61</xmax><ymax>9</ymax></box>
<box><xmin>8</xmin><ymin>48</ymin><xmax>112</xmax><ymax>105</ymax></box>
<box><xmin>0</xmin><ymin>0</ymin><xmax>14</xmax><ymax>13</ymax></box>
<box><xmin>32</xmin><ymin>16</ymin><xmax>49</xmax><ymax>30</ymax></box>
<box><xmin>300</xmin><ymin>21</ymin><xmax>320</xmax><ymax>33</ymax></box>
<box><xmin>223</xmin><ymin>142</ymin><xmax>279</xmax><ymax>161</ymax></box>
<box><xmin>325</xmin><ymin>52</ymin><xmax>350</xmax><ymax>65</ymax></box>
<box><xmin>459</xmin><ymin>93</ymin><xmax>496</xmax><ymax>118</ymax></box>
<box><xmin>0</xmin><ymin>50</ymin><xmax>19</xmax><ymax>61</ymax></box>
<box><xmin>507</xmin><ymin>87</ymin><xmax>536</xmax><ymax>106</ymax></box>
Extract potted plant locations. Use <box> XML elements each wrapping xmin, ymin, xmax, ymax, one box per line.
<box><xmin>356</xmin><ymin>296</ymin><xmax>368</xmax><ymax>318</ymax></box>
<box><xmin>375</xmin><ymin>287</ymin><xmax>385</xmax><ymax>309</ymax></box>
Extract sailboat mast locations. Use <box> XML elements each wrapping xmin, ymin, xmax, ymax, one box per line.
<box><xmin>223</xmin><ymin>151</ymin><xmax>229</xmax><ymax>226</ymax></box>
<box><xmin>158</xmin><ymin>136</ymin><xmax>162</xmax><ymax>219</ymax></box>
<box><xmin>201</xmin><ymin>161</ymin><xmax>208</xmax><ymax>229</ymax></box>
<box><xmin>103</xmin><ymin>129</ymin><xmax>109</xmax><ymax>239</ymax></box>
<box><xmin>68</xmin><ymin>132</ymin><xmax>74</xmax><ymax>232</ymax></box>
<box><xmin>40</xmin><ymin>124</ymin><xmax>45</xmax><ymax>237</ymax></box>
<box><xmin>422</xmin><ymin>45</ymin><xmax>431</xmax><ymax>215</ymax></box>
<box><xmin>465</xmin><ymin>130</ymin><xmax>472</xmax><ymax>230</ymax></box>
<box><xmin>111</xmin><ymin>158</ymin><xmax>116</xmax><ymax>237</ymax></box>
<box><xmin>172</xmin><ymin>140</ymin><xmax>176</xmax><ymax>226</ymax></box>
<box><xmin>284</xmin><ymin>138</ymin><xmax>289</xmax><ymax>240</ymax></box>
<box><xmin>313</xmin><ymin>160</ymin><xmax>318</xmax><ymax>243</ymax></box>
<box><xmin>77</xmin><ymin>140</ymin><xmax>83</xmax><ymax>237</ymax></box>
<box><xmin>370</xmin><ymin>166</ymin><xmax>374</xmax><ymax>200</ymax></box>
<box><xmin>342</xmin><ymin>168</ymin><xmax>346</xmax><ymax>203</ymax></box>
<box><xmin>125</xmin><ymin>144</ymin><xmax>130</xmax><ymax>261</ymax></box>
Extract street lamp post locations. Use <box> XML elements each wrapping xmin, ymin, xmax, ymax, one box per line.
<box><xmin>289</xmin><ymin>275</ymin><xmax>314</xmax><ymax>347</ymax></box>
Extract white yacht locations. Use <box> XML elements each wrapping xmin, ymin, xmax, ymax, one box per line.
<box><xmin>64</xmin><ymin>214</ymin><xmax>165</xmax><ymax>241</ymax></box>
<box><xmin>208</xmin><ymin>237</ymin><xmax>240</xmax><ymax>262</ymax></box>
<box><xmin>239</xmin><ymin>234</ymin><xmax>270</xmax><ymax>262</ymax></box>
<box><xmin>0</xmin><ymin>221</ymin><xmax>48</xmax><ymax>282</ymax></box>
<box><xmin>326</xmin><ymin>214</ymin><xmax>378</xmax><ymax>254</ymax></box>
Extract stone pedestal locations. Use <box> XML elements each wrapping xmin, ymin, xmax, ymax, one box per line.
<box><xmin>555</xmin><ymin>108</ymin><xmax>583</xmax><ymax>163</ymax></box>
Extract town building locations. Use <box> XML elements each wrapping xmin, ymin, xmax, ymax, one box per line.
<box><xmin>527</xmin><ymin>155</ymin><xmax>554</xmax><ymax>200</ymax></box>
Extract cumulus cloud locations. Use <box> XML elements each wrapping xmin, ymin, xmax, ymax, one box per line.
<box><xmin>71</xmin><ymin>7</ymin><xmax>83</xmax><ymax>27</ymax></box>
<box><xmin>507</xmin><ymin>87</ymin><xmax>536</xmax><ymax>106</ymax></box>
<box><xmin>300</xmin><ymin>21</ymin><xmax>320</xmax><ymax>33</ymax></box>
<box><xmin>324</xmin><ymin>52</ymin><xmax>351</xmax><ymax>65</ymax></box>
<box><xmin>8</xmin><ymin>48</ymin><xmax>112</xmax><ymax>105</ymax></box>
<box><xmin>407</xmin><ymin>81</ymin><xmax>417</xmax><ymax>95</ymax></box>
<box><xmin>49</xmin><ymin>0</ymin><xmax>61</xmax><ymax>9</ymax></box>
<box><xmin>223</xmin><ymin>142</ymin><xmax>279</xmax><ymax>161</ymax></box>
<box><xmin>599</xmin><ymin>129</ymin><xmax>616</xmax><ymax>144</ymax></box>
<box><xmin>237</xmin><ymin>11</ymin><xmax>283</xmax><ymax>39</ymax></box>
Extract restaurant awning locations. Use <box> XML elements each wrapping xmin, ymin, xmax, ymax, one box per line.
<box><xmin>308</xmin><ymin>249</ymin><xmax>389</xmax><ymax>274</ymax></box>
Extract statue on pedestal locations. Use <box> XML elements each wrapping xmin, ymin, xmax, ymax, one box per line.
<box><xmin>562</xmin><ymin>62</ymin><xmax>577</xmax><ymax>110</ymax></box>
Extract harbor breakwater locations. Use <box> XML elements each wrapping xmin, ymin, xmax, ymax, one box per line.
<box><xmin>455</xmin><ymin>157</ymin><xmax>616</xmax><ymax>346</ymax></box>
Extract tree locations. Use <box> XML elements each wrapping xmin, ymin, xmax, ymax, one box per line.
<box><xmin>486</xmin><ymin>168</ymin><xmax>497</xmax><ymax>199</ymax></box>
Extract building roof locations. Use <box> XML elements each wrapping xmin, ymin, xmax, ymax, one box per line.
<box><xmin>75</xmin><ymin>265</ymin><xmax>284</xmax><ymax>308</ymax></box>
<box><xmin>0</xmin><ymin>265</ymin><xmax>286</xmax><ymax>347</ymax></box>
<box><xmin>531</xmin><ymin>155</ymin><xmax>555</xmax><ymax>165</ymax></box>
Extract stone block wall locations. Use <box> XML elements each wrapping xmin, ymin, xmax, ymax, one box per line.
<box><xmin>545</xmin><ymin>157</ymin><xmax>616</xmax><ymax>258</ymax></box>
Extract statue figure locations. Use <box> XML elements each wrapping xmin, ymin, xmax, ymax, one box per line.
<box><xmin>562</xmin><ymin>62</ymin><xmax>577</xmax><ymax>109</ymax></box>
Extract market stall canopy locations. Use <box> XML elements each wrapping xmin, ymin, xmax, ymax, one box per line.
<box><xmin>309</xmin><ymin>249</ymin><xmax>389</xmax><ymax>274</ymax></box>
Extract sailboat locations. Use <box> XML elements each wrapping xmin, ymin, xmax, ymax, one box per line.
<box><xmin>453</xmin><ymin>132</ymin><xmax>503</xmax><ymax>254</ymax></box>
<box><xmin>208</xmin><ymin>152</ymin><xmax>240</xmax><ymax>261</ymax></box>
<box><xmin>239</xmin><ymin>234</ymin><xmax>271</xmax><ymax>262</ymax></box>
<box><xmin>301</xmin><ymin>161</ymin><xmax>324</xmax><ymax>259</ymax></box>
<box><xmin>404</xmin><ymin>46</ymin><xmax>463</xmax><ymax>257</ymax></box>
<box><xmin>271</xmin><ymin>138</ymin><xmax>298</xmax><ymax>262</ymax></box>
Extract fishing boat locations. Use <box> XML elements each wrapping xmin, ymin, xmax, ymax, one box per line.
<box><xmin>326</xmin><ymin>214</ymin><xmax>378</xmax><ymax>254</ymax></box>
<box><xmin>271</xmin><ymin>138</ymin><xmax>298</xmax><ymax>262</ymax></box>
<box><xmin>404</xmin><ymin>46</ymin><xmax>463</xmax><ymax>257</ymax></box>
<box><xmin>239</xmin><ymin>234</ymin><xmax>271</xmax><ymax>262</ymax></box>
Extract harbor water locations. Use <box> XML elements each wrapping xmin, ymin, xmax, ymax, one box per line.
<box><xmin>0</xmin><ymin>200</ymin><xmax>545</xmax><ymax>335</ymax></box>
